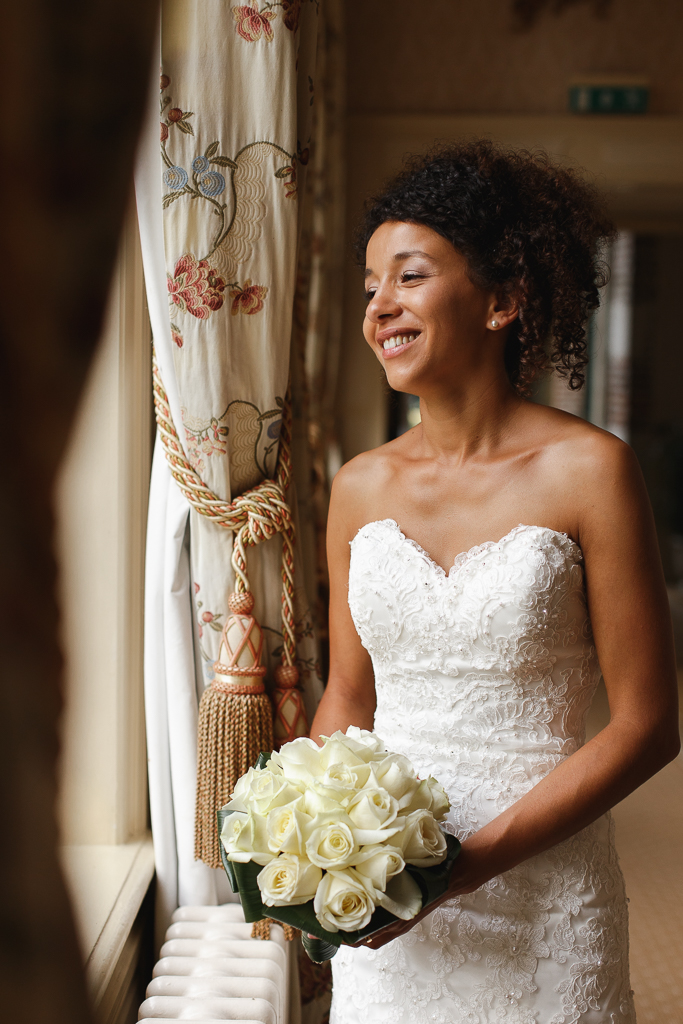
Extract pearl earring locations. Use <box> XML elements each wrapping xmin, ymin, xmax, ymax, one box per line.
<box><xmin>490</xmin><ymin>319</ymin><xmax>499</xmax><ymax>328</ymax></box>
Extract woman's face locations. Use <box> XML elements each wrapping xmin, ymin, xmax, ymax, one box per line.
<box><xmin>363</xmin><ymin>220</ymin><xmax>511</xmax><ymax>397</ymax></box>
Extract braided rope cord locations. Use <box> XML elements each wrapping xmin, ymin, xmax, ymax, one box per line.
<box><xmin>152</xmin><ymin>350</ymin><xmax>297</xmax><ymax>666</ymax></box>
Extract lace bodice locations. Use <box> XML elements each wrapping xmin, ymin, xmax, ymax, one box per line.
<box><xmin>348</xmin><ymin>520</ymin><xmax>599</xmax><ymax>839</ymax></box>
<box><xmin>330</xmin><ymin>519</ymin><xmax>635</xmax><ymax>1024</ymax></box>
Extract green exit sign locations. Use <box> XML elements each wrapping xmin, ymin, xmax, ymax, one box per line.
<box><xmin>568</xmin><ymin>75</ymin><xmax>649</xmax><ymax>115</ymax></box>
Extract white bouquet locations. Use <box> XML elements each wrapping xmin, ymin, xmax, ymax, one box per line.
<box><xmin>218</xmin><ymin>727</ymin><xmax>460</xmax><ymax>959</ymax></box>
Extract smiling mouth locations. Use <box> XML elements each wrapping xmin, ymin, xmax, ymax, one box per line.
<box><xmin>380</xmin><ymin>332</ymin><xmax>419</xmax><ymax>354</ymax></box>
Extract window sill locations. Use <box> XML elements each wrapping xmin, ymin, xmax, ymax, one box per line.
<box><xmin>61</xmin><ymin>835</ymin><xmax>154</xmax><ymax>1007</ymax></box>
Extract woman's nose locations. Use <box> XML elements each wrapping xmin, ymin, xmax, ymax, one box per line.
<box><xmin>365</xmin><ymin>284</ymin><xmax>402</xmax><ymax>323</ymax></box>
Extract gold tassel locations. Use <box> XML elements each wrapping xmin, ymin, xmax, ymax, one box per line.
<box><xmin>252</xmin><ymin>919</ymin><xmax>271</xmax><ymax>940</ymax></box>
<box><xmin>251</xmin><ymin>918</ymin><xmax>298</xmax><ymax>941</ymax></box>
<box><xmin>194</xmin><ymin>591</ymin><xmax>274</xmax><ymax>869</ymax></box>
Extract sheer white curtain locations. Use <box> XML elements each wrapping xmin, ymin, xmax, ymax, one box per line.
<box><xmin>136</xmin><ymin>0</ymin><xmax>323</xmax><ymax>935</ymax></box>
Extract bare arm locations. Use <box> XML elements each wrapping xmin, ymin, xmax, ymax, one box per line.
<box><xmin>309</xmin><ymin>467</ymin><xmax>377</xmax><ymax>743</ymax></box>
<box><xmin>363</xmin><ymin>438</ymin><xmax>680</xmax><ymax>948</ymax></box>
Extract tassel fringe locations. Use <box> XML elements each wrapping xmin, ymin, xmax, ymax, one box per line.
<box><xmin>252</xmin><ymin>918</ymin><xmax>298</xmax><ymax>941</ymax></box>
<box><xmin>194</xmin><ymin>683</ymin><xmax>274</xmax><ymax>868</ymax></box>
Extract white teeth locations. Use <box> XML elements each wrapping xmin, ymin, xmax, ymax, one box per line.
<box><xmin>382</xmin><ymin>333</ymin><xmax>418</xmax><ymax>350</ymax></box>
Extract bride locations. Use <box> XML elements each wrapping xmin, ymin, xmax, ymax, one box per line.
<box><xmin>309</xmin><ymin>142</ymin><xmax>680</xmax><ymax>1024</ymax></box>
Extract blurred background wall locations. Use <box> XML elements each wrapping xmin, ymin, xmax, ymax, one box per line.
<box><xmin>345</xmin><ymin>0</ymin><xmax>682</xmax><ymax>116</ymax></box>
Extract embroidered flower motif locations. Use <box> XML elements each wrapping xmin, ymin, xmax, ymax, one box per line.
<box><xmin>184</xmin><ymin>431</ymin><xmax>204</xmax><ymax>473</ymax></box>
<box><xmin>276</xmin><ymin>162</ymin><xmax>297</xmax><ymax>199</ymax></box>
<box><xmin>192</xmin><ymin>155</ymin><xmax>209</xmax><ymax>173</ymax></box>
<box><xmin>196</xmin><ymin>604</ymin><xmax>223</xmax><ymax>635</ymax></box>
<box><xmin>197</xmin><ymin>169</ymin><xmax>226</xmax><ymax>197</ymax></box>
<box><xmin>160</xmin><ymin>122</ymin><xmax>169</xmax><ymax>142</ymax></box>
<box><xmin>170</xmin><ymin>322</ymin><xmax>183</xmax><ymax>348</ymax></box>
<box><xmin>281</xmin><ymin>0</ymin><xmax>302</xmax><ymax>31</ymax></box>
<box><xmin>230</xmin><ymin>279</ymin><xmax>268</xmax><ymax>316</ymax></box>
<box><xmin>168</xmin><ymin>254</ymin><xmax>226</xmax><ymax>320</ymax></box>
<box><xmin>267</xmin><ymin>418</ymin><xmax>282</xmax><ymax>440</ymax></box>
<box><xmin>163</xmin><ymin>165</ymin><xmax>188</xmax><ymax>191</ymax></box>
<box><xmin>232</xmin><ymin>2</ymin><xmax>276</xmax><ymax>42</ymax></box>
<box><xmin>160</xmin><ymin>73</ymin><xmax>170</xmax><ymax>90</ymax></box>
<box><xmin>484</xmin><ymin>919</ymin><xmax>550</xmax><ymax>996</ymax></box>
<box><xmin>164</xmin><ymin>106</ymin><xmax>194</xmax><ymax>135</ymax></box>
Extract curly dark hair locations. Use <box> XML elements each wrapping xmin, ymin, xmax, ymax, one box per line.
<box><xmin>356</xmin><ymin>140</ymin><xmax>615</xmax><ymax>394</ymax></box>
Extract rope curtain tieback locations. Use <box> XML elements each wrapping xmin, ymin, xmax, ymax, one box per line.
<box><xmin>152</xmin><ymin>351</ymin><xmax>310</xmax><ymax>873</ymax></box>
<box><xmin>153</xmin><ymin>350</ymin><xmax>297</xmax><ymax>659</ymax></box>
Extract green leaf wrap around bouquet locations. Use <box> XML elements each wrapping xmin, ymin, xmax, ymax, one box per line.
<box><xmin>217</xmin><ymin>752</ymin><xmax>461</xmax><ymax>963</ymax></box>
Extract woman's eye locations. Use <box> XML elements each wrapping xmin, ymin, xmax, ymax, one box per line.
<box><xmin>401</xmin><ymin>272</ymin><xmax>423</xmax><ymax>283</ymax></box>
<box><xmin>364</xmin><ymin>289</ymin><xmax>376</xmax><ymax>301</ymax></box>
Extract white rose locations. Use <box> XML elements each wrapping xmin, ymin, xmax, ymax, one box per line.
<box><xmin>302</xmin><ymin>786</ymin><xmax>346</xmax><ymax>818</ymax></box>
<box><xmin>266</xmin><ymin>803</ymin><xmax>312</xmax><ymax>855</ymax></box>
<box><xmin>347</xmin><ymin>787</ymin><xmax>398</xmax><ymax>831</ymax></box>
<box><xmin>324</xmin><ymin>726</ymin><xmax>387</xmax><ymax>762</ymax></box>
<box><xmin>229</xmin><ymin>767</ymin><xmax>303</xmax><ymax>814</ymax></box>
<box><xmin>257</xmin><ymin>854</ymin><xmax>322</xmax><ymax>907</ymax></box>
<box><xmin>320</xmin><ymin>761</ymin><xmax>373</xmax><ymax>795</ymax></box>
<box><xmin>374</xmin><ymin>870</ymin><xmax>422</xmax><ymax>920</ymax></box>
<box><xmin>306</xmin><ymin>818</ymin><xmax>359</xmax><ymax>869</ymax></box>
<box><xmin>351</xmin><ymin>844</ymin><xmax>404</xmax><ymax>892</ymax></box>
<box><xmin>269</xmin><ymin>737</ymin><xmax>324</xmax><ymax>785</ymax></box>
<box><xmin>404</xmin><ymin>777</ymin><xmax>450</xmax><ymax>820</ymax></box>
<box><xmin>305</xmin><ymin>763</ymin><xmax>364</xmax><ymax>809</ymax></box>
<box><xmin>220</xmin><ymin>810</ymin><xmax>273</xmax><ymax>866</ymax></box>
<box><xmin>304</xmin><ymin>766</ymin><xmax>374</xmax><ymax>815</ymax></box>
<box><xmin>304</xmin><ymin>808</ymin><xmax>402</xmax><ymax>856</ymax></box>
<box><xmin>319</xmin><ymin>738</ymin><xmax>365</xmax><ymax>771</ymax></box>
<box><xmin>394</xmin><ymin>809</ymin><xmax>447</xmax><ymax>867</ymax></box>
<box><xmin>424</xmin><ymin>777</ymin><xmax>450</xmax><ymax>820</ymax></box>
<box><xmin>321</xmin><ymin>762</ymin><xmax>356</xmax><ymax>791</ymax></box>
<box><xmin>313</xmin><ymin>868</ymin><xmax>376</xmax><ymax>932</ymax></box>
<box><xmin>350</xmin><ymin>846</ymin><xmax>422</xmax><ymax>920</ymax></box>
<box><xmin>371</xmin><ymin>754</ymin><xmax>420</xmax><ymax>809</ymax></box>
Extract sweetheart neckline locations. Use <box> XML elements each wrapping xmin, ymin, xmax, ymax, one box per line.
<box><xmin>352</xmin><ymin>518</ymin><xmax>583</xmax><ymax>578</ymax></box>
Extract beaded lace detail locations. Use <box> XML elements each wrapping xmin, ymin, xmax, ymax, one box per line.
<box><xmin>330</xmin><ymin>519</ymin><xmax>635</xmax><ymax>1024</ymax></box>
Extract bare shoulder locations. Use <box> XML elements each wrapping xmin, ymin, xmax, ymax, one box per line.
<box><xmin>552</xmin><ymin>410</ymin><xmax>636</xmax><ymax>482</ymax></box>
<box><xmin>329</xmin><ymin>438</ymin><xmax>405</xmax><ymax>539</ymax></box>
<box><xmin>527</xmin><ymin>404</ymin><xmax>646</xmax><ymax>540</ymax></box>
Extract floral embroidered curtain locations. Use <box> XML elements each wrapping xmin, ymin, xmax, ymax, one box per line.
<box><xmin>136</xmin><ymin>0</ymin><xmax>324</xmax><ymax>935</ymax></box>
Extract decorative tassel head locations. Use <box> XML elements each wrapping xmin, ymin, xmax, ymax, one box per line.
<box><xmin>273</xmin><ymin>661</ymin><xmax>309</xmax><ymax>748</ymax></box>
<box><xmin>213</xmin><ymin>590</ymin><xmax>266</xmax><ymax>688</ymax></box>
<box><xmin>228</xmin><ymin>591</ymin><xmax>256</xmax><ymax>615</ymax></box>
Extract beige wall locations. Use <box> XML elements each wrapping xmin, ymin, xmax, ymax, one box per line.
<box><xmin>346</xmin><ymin>0</ymin><xmax>682</xmax><ymax>116</ymax></box>
<box><xmin>56</xmin><ymin>209</ymin><xmax>151</xmax><ymax>846</ymax></box>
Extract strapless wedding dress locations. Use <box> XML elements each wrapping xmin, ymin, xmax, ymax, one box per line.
<box><xmin>330</xmin><ymin>520</ymin><xmax>635</xmax><ymax>1024</ymax></box>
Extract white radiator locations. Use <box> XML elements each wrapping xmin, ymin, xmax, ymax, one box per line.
<box><xmin>138</xmin><ymin>904</ymin><xmax>294</xmax><ymax>1023</ymax></box>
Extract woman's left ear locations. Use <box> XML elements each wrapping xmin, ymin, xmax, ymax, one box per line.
<box><xmin>487</xmin><ymin>295</ymin><xmax>519</xmax><ymax>331</ymax></box>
